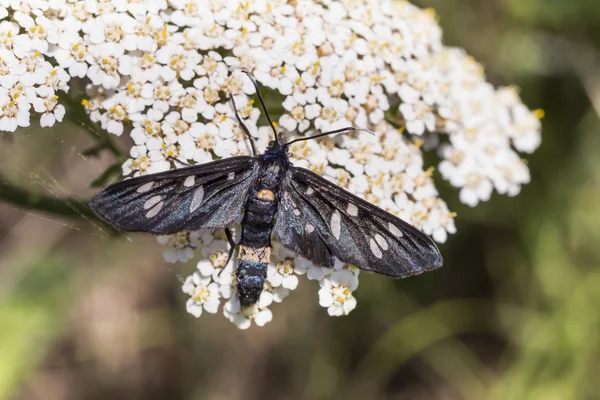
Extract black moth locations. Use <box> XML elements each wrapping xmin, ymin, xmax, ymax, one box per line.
<box><xmin>90</xmin><ymin>72</ymin><xmax>443</xmax><ymax>308</ymax></box>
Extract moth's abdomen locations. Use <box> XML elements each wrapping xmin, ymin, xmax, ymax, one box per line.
<box><xmin>237</xmin><ymin>247</ymin><xmax>270</xmax><ymax>307</ymax></box>
<box><xmin>237</xmin><ymin>189</ymin><xmax>278</xmax><ymax>307</ymax></box>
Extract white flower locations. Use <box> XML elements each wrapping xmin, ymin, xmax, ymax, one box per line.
<box><xmin>318</xmin><ymin>270</ymin><xmax>359</xmax><ymax>316</ymax></box>
<box><xmin>149</xmin><ymin>79</ymin><xmax>183</xmax><ymax>114</ymax></box>
<box><xmin>509</xmin><ymin>104</ymin><xmax>543</xmax><ymax>153</ymax></box>
<box><xmin>0</xmin><ymin>86</ymin><xmax>31</xmax><ymax>132</ymax></box>
<box><xmin>197</xmin><ymin>240</ymin><xmax>231</xmax><ymax>281</ymax></box>
<box><xmin>293</xmin><ymin>256</ymin><xmax>328</xmax><ymax>281</ymax></box>
<box><xmin>223</xmin><ymin>291</ymin><xmax>274</xmax><ymax>329</ymax></box>
<box><xmin>177</xmin><ymin>121</ymin><xmax>218</xmax><ymax>163</ymax></box>
<box><xmin>112</xmin><ymin>0</ymin><xmax>168</xmax><ymax>16</ymax></box>
<box><xmin>157</xmin><ymin>231</ymin><xmax>201</xmax><ymax>263</ymax></box>
<box><xmin>14</xmin><ymin>13</ymin><xmax>58</xmax><ymax>53</ymax></box>
<box><xmin>169</xmin><ymin>0</ymin><xmax>208</xmax><ymax>28</ymax></box>
<box><xmin>267</xmin><ymin>257</ymin><xmax>299</xmax><ymax>290</ymax></box>
<box><xmin>155</xmin><ymin>42</ymin><xmax>200</xmax><ymax>81</ymax></box>
<box><xmin>43</xmin><ymin>66</ymin><xmax>70</xmax><ymax>92</ymax></box>
<box><xmin>82</xmin><ymin>13</ymin><xmax>136</xmax><ymax>49</ymax></box>
<box><xmin>424</xmin><ymin>206</ymin><xmax>457</xmax><ymax>243</ymax></box>
<box><xmin>121</xmin><ymin>13</ymin><xmax>164</xmax><ymax>51</ymax></box>
<box><xmin>128</xmin><ymin>47</ymin><xmax>165</xmax><ymax>83</ymax></box>
<box><xmin>32</xmin><ymin>87</ymin><xmax>65</xmax><ymax>127</ymax></box>
<box><xmin>126</xmin><ymin>140</ymin><xmax>171</xmax><ymax>175</ymax></box>
<box><xmin>314</xmin><ymin>99</ymin><xmax>351</xmax><ymax>132</ymax></box>
<box><xmin>459</xmin><ymin>173</ymin><xmax>493</xmax><ymax>207</ymax></box>
<box><xmin>172</xmin><ymin>87</ymin><xmax>208</xmax><ymax>123</ymax></box>
<box><xmin>0</xmin><ymin>48</ymin><xmax>26</xmax><ymax>88</ymax></box>
<box><xmin>0</xmin><ymin>22</ymin><xmax>20</xmax><ymax>51</ymax></box>
<box><xmin>182</xmin><ymin>273</ymin><xmax>221</xmax><ymax>318</ymax></box>
<box><xmin>279</xmin><ymin>96</ymin><xmax>320</xmax><ymax>132</ymax></box>
<box><xmin>400</xmin><ymin>99</ymin><xmax>436</xmax><ymax>135</ymax></box>
<box><xmin>129</xmin><ymin>108</ymin><xmax>164</xmax><ymax>144</ymax></box>
<box><xmin>88</xmin><ymin>43</ymin><xmax>131</xmax><ymax>89</ymax></box>
<box><xmin>120</xmin><ymin>81</ymin><xmax>155</xmax><ymax>117</ymax></box>
<box><xmin>17</xmin><ymin>51</ymin><xmax>51</xmax><ymax>87</ymax></box>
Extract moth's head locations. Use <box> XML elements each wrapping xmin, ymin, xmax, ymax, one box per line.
<box><xmin>267</xmin><ymin>133</ymin><xmax>287</xmax><ymax>151</ymax></box>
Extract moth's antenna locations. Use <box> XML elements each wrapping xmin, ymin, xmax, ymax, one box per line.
<box><xmin>230</xmin><ymin>94</ymin><xmax>258</xmax><ymax>156</ymax></box>
<box><xmin>241</xmin><ymin>70</ymin><xmax>278</xmax><ymax>141</ymax></box>
<box><xmin>284</xmin><ymin>127</ymin><xmax>375</xmax><ymax>146</ymax></box>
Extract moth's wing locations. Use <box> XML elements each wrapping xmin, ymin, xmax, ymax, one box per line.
<box><xmin>90</xmin><ymin>156</ymin><xmax>258</xmax><ymax>234</ymax></box>
<box><xmin>273</xmin><ymin>174</ymin><xmax>334</xmax><ymax>268</ymax></box>
<box><xmin>273</xmin><ymin>167</ymin><xmax>442</xmax><ymax>277</ymax></box>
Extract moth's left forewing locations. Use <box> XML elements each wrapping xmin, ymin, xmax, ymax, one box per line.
<box><xmin>90</xmin><ymin>157</ymin><xmax>258</xmax><ymax>234</ymax></box>
<box><xmin>275</xmin><ymin>167</ymin><xmax>442</xmax><ymax>277</ymax></box>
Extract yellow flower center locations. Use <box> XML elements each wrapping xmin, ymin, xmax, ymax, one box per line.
<box><xmin>193</xmin><ymin>287</ymin><xmax>209</xmax><ymax>302</ymax></box>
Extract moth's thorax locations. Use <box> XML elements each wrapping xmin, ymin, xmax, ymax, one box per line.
<box><xmin>257</xmin><ymin>147</ymin><xmax>288</xmax><ymax>190</ymax></box>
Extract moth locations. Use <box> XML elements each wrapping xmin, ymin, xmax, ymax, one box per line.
<box><xmin>90</xmin><ymin>72</ymin><xmax>443</xmax><ymax>308</ymax></box>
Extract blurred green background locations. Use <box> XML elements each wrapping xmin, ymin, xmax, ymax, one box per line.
<box><xmin>1</xmin><ymin>1</ymin><xmax>599</xmax><ymax>399</ymax></box>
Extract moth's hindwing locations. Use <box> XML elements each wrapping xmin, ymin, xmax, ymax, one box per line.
<box><xmin>273</xmin><ymin>167</ymin><xmax>443</xmax><ymax>277</ymax></box>
<box><xmin>90</xmin><ymin>156</ymin><xmax>258</xmax><ymax>234</ymax></box>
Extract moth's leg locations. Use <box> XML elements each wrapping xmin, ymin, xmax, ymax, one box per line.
<box><xmin>230</xmin><ymin>95</ymin><xmax>258</xmax><ymax>156</ymax></box>
<box><xmin>224</xmin><ymin>227</ymin><xmax>237</xmax><ymax>269</ymax></box>
<box><xmin>168</xmin><ymin>156</ymin><xmax>191</xmax><ymax>168</ymax></box>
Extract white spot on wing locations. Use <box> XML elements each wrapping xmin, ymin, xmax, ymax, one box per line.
<box><xmin>183</xmin><ymin>175</ymin><xmax>195</xmax><ymax>187</ymax></box>
<box><xmin>306</xmin><ymin>223</ymin><xmax>315</xmax><ymax>233</ymax></box>
<box><xmin>331</xmin><ymin>210</ymin><xmax>341</xmax><ymax>240</ymax></box>
<box><xmin>306</xmin><ymin>187</ymin><xmax>314</xmax><ymax>195</ymax></box>
<box><xmin>190</xmin><ymin>186</ymin><xmax>204</xmax><ymax>212</ymax></box>
<box><xmin>370</xmin><ymin>238</ymin><xmax>383</xmax><ymax>258</ymax></box>
<box><xmin>227</xmin><ymin>172</ymin><xmax>235</xmax><ymax>180</ymax></box>
<box><xmin>347</xmin><ymin>203</ymin><xmax>358</xmax><ymax>216</ymax></box>
<box><xmin>143</xmin><ymin>195</ymin><xmax>161</xmax><ymax>210</ymax></box>
<box><xmin>388</xmin><ymin>222</ymin><xmax>403</xmax><ymax>237</ymax></box>
<box><xmin>136</xmin><ymin>182</ymin><xmax>154</xmax><ymax>193</ymax></box>
<box><xmin>375</xmin><ymin>234</ymin><xmax>388</xmax><ymax>250</ymax></box>
<box><xmin>146</xmin><ymin>201</ymin><xmax>163</xmax><ymax>218</ymax></box>
<box><xmin>294</xmin><ymin>209</ymin><xmax>301</xmax><ymax>216</ymax></box>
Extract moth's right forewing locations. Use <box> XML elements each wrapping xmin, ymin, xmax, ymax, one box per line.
<box><xmin>274</xmin><ymin>167</ymin><xmax>442</xmax><ymax>277</ymax></box>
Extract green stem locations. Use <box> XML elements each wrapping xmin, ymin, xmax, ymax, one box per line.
<box><xmin>0</xmin><ymin>93</ymin><xmax>122</xmax><ymax>231</ymax></box>
<box><xmin>0</xmin><ymin>173</ymin><xmax>105</xmax><ymax>225</ymax></box>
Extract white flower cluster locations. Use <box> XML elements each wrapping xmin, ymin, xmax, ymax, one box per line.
<box><xmin>180</xmin><ymin>230</ymin><xmax>361</xmax><ymax>328</ymax></box>
<box><xmin>1</xmin><ymin>0</ymin><xmax>542</xmax><ymax>328</ymax></box>
<box><xmin>432</xmin><ymin>51</ymin><xmax>542</xmax><ymax>206</ymax></box>
<box><xmin>0</xmin><ymin>5</ymin><xmax>69</xmax><ymax>131</ymax></box>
